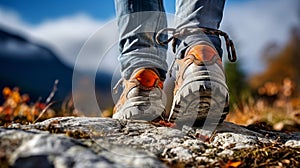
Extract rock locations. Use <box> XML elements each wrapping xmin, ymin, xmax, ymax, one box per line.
<box><xmin>285</xmin><ymin>140</ymin><xmax>300</xmax><ymax>148</ymax></box>
<box><xmin>1</xmin><ymin>128</ymin><xmax>165</xmax><ymax>168</ymax></box>
<box><xmin>1</xmin><ymin>117</ymin><xmax>300</xmax><ymax>167</ymax></box>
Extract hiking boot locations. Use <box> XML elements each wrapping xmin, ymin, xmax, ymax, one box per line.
<box><xmin>112</xmin><ymin>68</ymin><xmax>166</xmax><ymax>120</ymax></box>
<box><xmin>168</xmin><ymin>42</ymin><xmax>229</xmax><ymax>127</ymax></box>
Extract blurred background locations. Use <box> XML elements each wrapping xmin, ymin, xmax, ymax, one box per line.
<box><xmin>0</xmin><ymin>0</ymin><xmax>299</xmax><ymax>130</ymax></box>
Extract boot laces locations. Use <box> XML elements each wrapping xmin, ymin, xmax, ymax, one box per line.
<box><xmin>113</xmin><ymin>78</ymin><xmax>123</xmax><ymax>94</ymax></box>
<box><xmin>155</xmin><ymin>27</ymin><xmax>237</xmax><ymax>77</ymax></box>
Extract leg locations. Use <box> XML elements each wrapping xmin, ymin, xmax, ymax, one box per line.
<box><xmin>113</xmin><ymin>0</ymin><xmax>168</xmax><ymax>120</ymax></box>
<box><xmin>175</xmin><ymin>0</ymin><xmax>225</xmax><ymax>57</ymax></box>
<box><xmin>115</xmin><ymin>0</ymin><xmax>168</xmax><ymax>80</ymax></box>
<box><xmin>169</xmin><ymin>0</ymin><xmax>230</xmax><ymax>128</ymax></box>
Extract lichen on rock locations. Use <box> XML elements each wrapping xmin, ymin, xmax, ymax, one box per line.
<box><xmin>1</xmin><ymin>117</ymin><xmax>299</xmax><ymax>167</ymax></box>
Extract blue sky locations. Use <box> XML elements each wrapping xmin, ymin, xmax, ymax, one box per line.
<box><xmin>0</xmin><ymin>0</ymin><xmax>248</xmax><ymax>25</ymax></box>
<box><xmin>1</xmin><ymin>0</ymin><xmax>173</xmax><ymax>24</ymax></box>
<box><xmin>0</xmin><ymin>0</ymin><xmax>299</xmax><ymax>74</ymax></box>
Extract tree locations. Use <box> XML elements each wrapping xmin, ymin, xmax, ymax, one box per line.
<box><xmin>250</xmin><ymin>27</ymin><xmax>300</xmax><ymax>96</ymax></box>
<box><xmin>225</xmin><ymin>59</ymin><xmax>250</xmax><ymax>108</ymax></box>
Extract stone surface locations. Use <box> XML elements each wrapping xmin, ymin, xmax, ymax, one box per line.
<box><xmin>1</xmin><ymin>117</ymin><xmax>300</xmax><ymax>167</ymax></box>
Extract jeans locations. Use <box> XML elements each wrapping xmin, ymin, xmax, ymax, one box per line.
<box><xmin>115</xmin><ymin>0</ymin><xmax>225</xmax><ymax>80</ymax></box>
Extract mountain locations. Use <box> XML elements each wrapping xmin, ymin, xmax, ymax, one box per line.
<box><xmin>0</xmin><ymin>27</ymin><xmax>113</xmax><ymax>109</ymax></box>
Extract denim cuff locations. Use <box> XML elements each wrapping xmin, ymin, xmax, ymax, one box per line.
<box><xmin>175</xmin><ymin>34</ymin><xmax>223</xmax><ymax>59</ymax></box>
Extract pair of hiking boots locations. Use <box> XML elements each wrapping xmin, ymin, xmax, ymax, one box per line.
<box><xmin>113</xmin><ymin>43</ymin><xmax>229</xmax><ymax>127</ymax></box>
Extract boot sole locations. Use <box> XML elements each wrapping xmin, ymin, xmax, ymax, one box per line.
<box><xmin>112</xmin><ymin>98</ymin><xmax>165</xmax><ymax>121</ymax></box>
<box><xmin>169</xmin><ymin>79</ymin><xmax>229</xmax><ymax>128</ymax></box>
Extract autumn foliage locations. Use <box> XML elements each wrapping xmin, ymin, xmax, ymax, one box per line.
<box><xmin>0</xmin><ymin>86</ymin><xmax>79</xmax><ymax>126</ymax></box>
<box><xmin>0</xmin><ymin>87</ymin><xmax>49</xmax><ymax>125</ymax></box>
<box><xmin>225</xmin><ymin>27</ymin><xmax>300</xmax><ymax>131</ymax></box>
<box><xmin>250</xmin><ymin>27</ymin><xmax>300</xmax><ymax>97</ymax></box>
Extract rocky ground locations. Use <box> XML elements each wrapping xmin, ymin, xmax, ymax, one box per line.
<box><xmin>1</xmin><ymin>117</ymin><xmax>300</xmax><ymax>168</ymax></box>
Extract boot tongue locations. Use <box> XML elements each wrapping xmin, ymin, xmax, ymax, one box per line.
<box><xmin>134</xmin><ymin>69</ymin><xmax>163</xmax><ymax>89</ymax></box>
<box><xmin>187</xmin><ymin>45</ymin><xmax>218</xmax><ymax>61</ymax></box>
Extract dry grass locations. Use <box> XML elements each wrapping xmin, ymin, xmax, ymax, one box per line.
<box><xmin>220</xmin><ymin>142</ymin><xmax>300</xmax><ymax>167</ymax></box>
<box><xmin>225</xmin><ymin>96</ymin><xmax>300</xmax><ymax>132</ymax></box>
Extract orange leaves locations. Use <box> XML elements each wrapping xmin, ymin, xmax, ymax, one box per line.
<box><xmin>0</xmin><ymin>87</ymin><xmax>47</xmax><ymax>125</ymax></box>
<box><xmin>222</xmin><ymin>160</ymin><xmax>243</xmax><ymax>168</ymax></box>
<box><xmin>150</xmin><ymin>119</ymin><xmax>177</xmax><ymax>128</ymax></box>
<box><xmin>157</xmin><ymin>120</ymin><xmax>176</xmax><ymax>128</ymax></box>
<box><xmin>2</xmin><ymin>87</ymin><xmax>12</xmax><ymax>97</ymax></box>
